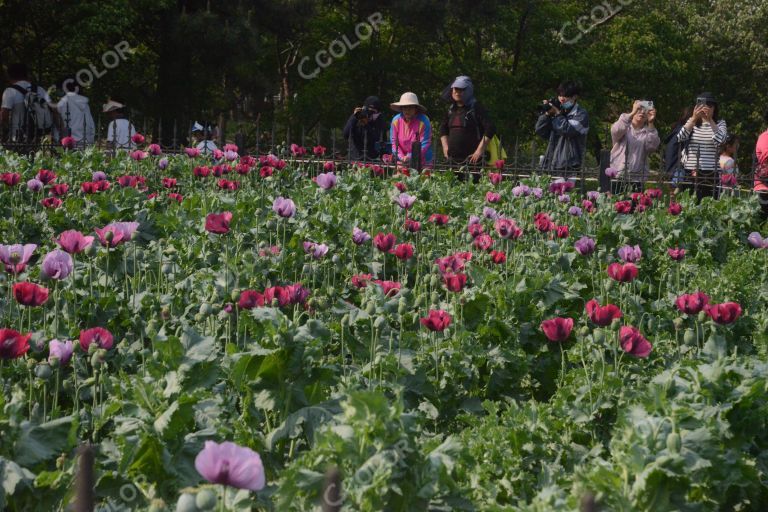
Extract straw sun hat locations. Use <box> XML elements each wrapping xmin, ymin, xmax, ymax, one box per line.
<box><xmin>390</xmin><ymin>92</ymin><xmax>426</xmax><ymax>113</ymax></box>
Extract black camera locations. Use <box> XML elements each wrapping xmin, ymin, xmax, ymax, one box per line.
<box><xmin>355</xmin><ymin>107</ymin><xmax>371</xmax><ymax>120</ymax></box>
<box><xmin>537</xmin><ymin>97</ymin><xmax>562</xmax><ymax>114</ymax></box>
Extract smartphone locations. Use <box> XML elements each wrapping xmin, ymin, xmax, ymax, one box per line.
<box><xmin>696</xmin><ymin>97</ymin><xmax>708</xmax><ymax>106</ymax></box>
<box><xmin>639</xmin><ymin>100</ymin><xmax>654</xmax><ymax>111</ymax></box>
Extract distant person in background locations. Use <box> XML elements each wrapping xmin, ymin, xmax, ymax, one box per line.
<box><xmin>535</xmin><ymin>80</ymin><xmax>589</xmax><ymax>176</ymax></box>
<box><xmin>192</xmin><ymin>122</ymin><xmax>218</xmax><ymax>154</ymax></box>
<box><xmin>103</xmin><ymin>98</ymin><xmax>136</xmax><ymax>149</ymax></box>
<box><xmin>1</xmin><ymin>62</ymin><xmax>58</xmax><ymax>144</ymax></box>
<box><xmin>343</xmin><ymin>96</ymin><xmax>385</xmax><ymax>160</ymax></box>
<box><xmin>663</xmin><ymin>106</ymin><xmax>693</xmax><ymax>184</ymax></box>
<box><xmin>677</xmin><ymin>92</ymin><xmax>727</xmax><ymax>201</ymax></box>
<box><xmin>57</xmin><ymin>78</ymin><xmax>95</xmax><ymax>145</ymax></box>
<box><xmin>609</xmin><ymin>99</ymin><xmax>660</xmax><ymax>193</ymax></box>
<box><xmin>389</xmin><ymin>92</ymin><xmax>433</xmax><ymax>171</ymax></box>
<box><xmin>439</xmin><ymin>76</ymin><xmax>495</xmax><ymax>167</ymax></box>
<box><xmin>754</xmin><ymin>109</ymin><xmax>768</xmax><ymax>220</ymax></box>
<box><xmin>719</xmin><ymin>134</ymin><xmax>740</xmax><ymax>196</ymax></box>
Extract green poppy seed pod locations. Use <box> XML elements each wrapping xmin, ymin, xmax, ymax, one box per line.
<box><xmin>430</xmin><ymin>291</ymin><xmax>439</xmax><ymax>305</ymax></box>
<box><xmin>162</xmin><ymin>263</ymin><xmax>174</xmax><ymax>274</ymax></box>
<box><xmin>49</xmin><ymin>356</ymin><xmax>60</xmax><ymax>369</ymax></box>
<box><xmin>176</xmin><ymin>493</ymin><xmax>198</xmax><ymax>512</ymax></box>
<box><xmin>579</xmin><ymin>326</ymin><xmax>590</xmax><ymax>338</ymax></box>
<box><xmin>673</xmin><ymin>317</ymin><xmax>684</xmax><ymax>331</ymax></box>
<box><xmin>307</xmin><ymin>297</ymin><xmax>318</xmax><ymax>309</ymax></box>
<box><xmin>429</xmin><ymin>275</ymin><xmax>439</xmax><ymax>288</ymax></box>
<box><xmin>199</xmin><ymin>303</ymin><xmax>213</xmax><ymax>316</ymax></box>
<box><xmin>666</xmin><ymin>432</ymin><xmax>681</xmax><ymax>453</ymax></box>
<box><xmin>316</xmin><ymin>297</ymin><xmax>328</xmax><ymax>310</ymax></box>
<box><xmin>88</xmin><ymin>342</ymin><xmax>99</xmax><ymax>355</ymax></box>
<box><xmin>697</xmin><ymin>311</ymin><xmax>707</xmax><ymax>323</ymax></box>
<box><xmin>148</xmin><ymin>498</ymin><xmax>168</xmax><ymax>512</ymax></box>
<box><xmin>605</xmin><ymin>280</ymin><xmax>613</xmax><ymax>291</ymax></box>
<box><xmin>194</xmin><ymin>313</ymin><xmax>204</xmax><ymax>322</ymax></box>
<box><xmin>90</xmin><ymin>352</ymin><xmax>103</xmax><ymax>368</ymax></box>
<box><xmin>593</xmin><ymin>329</ymin><xmax>606</xmax><ymax>344</ymax></box>
<box><xmin>152</xmin><ymin>351</ymin><xmax>160</xmax><ymax>360</ymax></box>
<box><xmin>414</xmin><ymin>295</ymin><xmax>425</xmax><ymax>307</ymax></box>
<box><xmin>62</xmin><ymin>379</ymin><xmax>73</xmax><ymax>392</ymax></box>
<box><xmin>26</xmin><ymin>358</ymin><xmax>36</xmax><ymax>370</ymax></box>
<box><xmin>35</xmin><ymin>363</ymin><xmax>52</xmax><ymax>380</ymax></box>
<box><xmin>398</xmin><ymin>298</ymin><xmax>408</xmax><ymax>315</ymax></box>
<box><xmin>85</xmin><ymin>243</ymin><xmax>98</xmax><ymax>257</ymax></box>
<box><xmin>147</xmin><ymin>319</ymin><xmax>159</xmax><ymax>334</ymax></box>
<box><xmin>104</xmin><ymin>230</ymin><xmax>114</xmax><ymax>242</ymax></box>
<box><xmin>365</xmin><ymin>301</ymin><xmax>376</xmax><ymax>315</ymax></box>
<box><xmin>341</xmin><ymin>314</ymin><xmax>350</xmax><ymax>326</ymax></box>
<box><xmin>610</xmin><ymin>318</ymin><xmax>621</xmax><ymax>331</ymax></box>
<box><xmin>195</xmin><ymin>489</ymin><xmax>217</xmax><ymax>510</ymax></box>
<box><xmin>464</xmin><ymin>233</ymin><xmax>474</xmax><ymax>243</ymax></box>
<box><xmin>374</xmin><ymin>315</ymin><xmax>387</xmax><ymax>330</ymax></box>
<box><xmin>683</xmin><ymin>328</ymin><xmax>696</xmax><ymax>345</ymax></box>
<box><xmin>266</xmin><ymin>220</ymin><xmax>277</xmax><ymax>230</ymax></box>
<box><xmin>302</xmin><ymin>264</ymin><xmax>311</xmax><ymax>274</ymax></box>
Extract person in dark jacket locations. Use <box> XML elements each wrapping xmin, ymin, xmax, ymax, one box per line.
<box><xmin>439</xmin><ymin>75</ymin><xmax>495</xmax><ymax>165</ymax></box>
<box><xmin>343</xmin><ymin>96</ymin><xmax>385</xmax><ymax>160</ymax></box>
<box><xmin>535</xmin><ymin>81</ymin><xmax>589</xmax><ymax>175</ymax></box>
<box><xmin>663</xmin><ymin>106</ymin><xmax>694</xmax><ymax>184</ymax></box>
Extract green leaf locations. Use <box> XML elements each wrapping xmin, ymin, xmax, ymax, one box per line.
<box><xmin>13</xmin><ymin>416</ymin><xmax>79</xmax><ymax>466</ymax></box>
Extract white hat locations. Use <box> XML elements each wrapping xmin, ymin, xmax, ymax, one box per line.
<box><xmin>390</xmin><ymin>92</ymin><xmax>426</xmax><ymax>113</ymax></box>
<box><xmin>191</xmin><ymin>122</ymin><xmax>205</xmax><ymax>133</ymax></box>
<box><xmin>102</xmin><ymin>100</ymin><xmax>125</xmax><ymax>112</ymax></box>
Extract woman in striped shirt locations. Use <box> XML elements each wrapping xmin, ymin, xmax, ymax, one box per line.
<box><xmin>677</xmin><ymin>92</ymin><xmax>728</xmax><ymax>201</ymax></box>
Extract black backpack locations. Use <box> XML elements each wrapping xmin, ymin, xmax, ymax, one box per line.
<box><xmin>9</xmin><ymin>83</ymin><xmax>53</xmax><ymax>142</ymax></box>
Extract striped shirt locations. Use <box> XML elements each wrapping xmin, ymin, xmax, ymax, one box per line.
<box><xmin>677</xmin><ymin>119</ymin><xmax>727</xmax><ymax>172</ymax></box>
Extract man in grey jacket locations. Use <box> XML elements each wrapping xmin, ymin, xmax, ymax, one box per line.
<box><xmin>535</xmin><ymin>81</ymin><xmax>589</xmax><ymax>175</ymax></box>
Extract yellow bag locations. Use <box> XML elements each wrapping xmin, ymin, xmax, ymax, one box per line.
<box><xmin>486</xmin><ymin>135</ymin><xmax>507</xmax><ymax>168</ymax></box>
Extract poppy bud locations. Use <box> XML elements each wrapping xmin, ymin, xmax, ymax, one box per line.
<box><xmin>26</xmin><ymin>358</ymin><xmax>36</xmax><ymax>370</ymax></box>
<box><xmin>35</xmin><ymin>363</ymin><xmax>52</xmax><ymax>380</ymax></box>
<box><xmin>230</xmin><ymin>289</ymin><xmax>241</xmax><ymax>302</ymax></box>
<box><xmin>90</xmin><ymin>351</ymin><xmax>103</xmax><ymax>367</ymax></box>
<box><xmin>429</xmin><ymin>275</ymin><xmax>439</xmax><ymax>288</ymax></box>
<box><xmin>365</xmin><ymin>302</ymin><xmax>376</xmax><ymax>315</ymax></box>
<box><xmin>341</xmin><ymin>314</ymin><xmax>350</xmax><ymax>326</ymax></box>
<box><xmin>430</xmin><ymin>291</ymin><xmax>439</xmax><ymax>305</ymax></box>
<box><xmin>666</xmin><ymin>432</ymin><xmax>681</xmax><ymax>453</ymax></box>
<box><xmin>56</xmin><ymin>454</ymin><xmax>66</xmax><ymax>470</ymax></box>
<box><xmin>579</xmin><ymin>326</ymin><xmax>590</xmax><ymax>337</ymax></box>
<box><xmin>610</xmin><ymin>318</ymin><xmax>621</xmax><ymax>330</ymax></box>
<box><xmin>196</xmin><ymin>489</ymin><xmax>217</xmax><ymax>510</ymax></box>
<box><xmin>199</xmin><ymin>303</ymin><xmax>213</xmax><ymax>316</ymax></box>
<box><xmin>593</xmin><ymin>330</ymin><xmax>605</xmax><ymax>343</ymax></box>
<box><xmin>683</xmin><ymin>329</ymin><xmax>696</xmax><ymax>345</ymax></box>
<box><xmin>673</xmin><ymin>317</ymin><xmax>684</xmax><ymax>330</ymax></box>
<box><xmin>162</xmin><ymin>263</ymin><xmax>174</xmax><ymax>274</ymax></box>
<box><xmin>697</xmin><ymin>311</ymin><xmax>707</xmax><ymax>323</ymax></box>
<box><xmin>398</xmin><ymin>298</ymin><xmax>408</xmax><ymax>315</ymax></box>
<box><xmin>177</xmin><ymin>494</ymin><xmax>197</xmax><ymax>512</ymax></box>
<box><xmin>414</xmin><ymin>295</ymin><xmax>425</xmax><ymax>307</ymax></box>
<box><xmin>374</xmin><ymin>316</ymin><xmax>387</xmax><ymax>330</ymax></box>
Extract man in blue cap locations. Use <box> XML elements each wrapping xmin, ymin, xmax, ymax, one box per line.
<box><xmin>439</xmin><ymin>76</ymin><xmax>496</xmax><ymax>171</ymax></box>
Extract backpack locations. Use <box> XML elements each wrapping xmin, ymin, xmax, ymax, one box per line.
<box><xmin>9</xmin><ymin>83</ymin><xmax>53</xmax><ymax>141</ymax></box>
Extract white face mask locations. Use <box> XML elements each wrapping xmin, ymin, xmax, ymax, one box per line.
<box><xmin>371</xmin><ymin>112</ymin><xmax>380</xmax><ymax>121</ymax></box>
<box><xmin>562</xmin><ymin>100</ymin><xmax>574</xmax><ymax>109</ymax></box>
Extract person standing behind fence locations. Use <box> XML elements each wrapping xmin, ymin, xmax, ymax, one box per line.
<box><xmin>103</xmin><ymin>98</ymin><xmax>136</xmax><ymax>150</ymax></box>
<box><xmin>754</xmin><ymin>109</ymin><xmax>768</xmax><ymax>220</ymax></box>
<box><xmin>719</xmin><ymin>134</ymin><xmax>740</xmax><ymax>196</ymax></box>
<box><xmin>57</xmin><ymin>78</ymin><xmax>95</xmax><ymax>145</ymax></box>
<box><xmin>191</xmin><ymin>122</ymin><xmax>218</xmax><ymax>154</ymax></box>
<box><xmin>609</xmin><ymin>100</ymin><xmax>660</xmax><ymax>193</ymax></box>
<box><xmin>535</xmin><ymin>80</ymin><xmax>589</xmax><ymax>176</ymax></box>
<box><xmin>1</xmin><ymin>63</ymin><xmax>59</xmax><ymax>144</ymax></box>
<box><xmin>663</xmin><ymin>107</ymin><xmax>693</xmax><ymax>184</ymax></box>
<box><xmin>389</xmin><ymin>92</ymin><xmax>433</xmax><ymax>172</ymax></box>
<box><xmin>343</xmin><ymin>96</ymin><xmax>385</xmax><ymax>160</ymax></box>
<box><xmin>676</xmin><ymin>92</ymin><xmax>727</xmax><ymax>201</ymax></box>
<box><xmin>439</xmin><ymin>76</ymin><xmax>495</xmax><ymax>170</ymax></box>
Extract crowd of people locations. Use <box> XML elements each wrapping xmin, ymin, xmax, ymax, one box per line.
<box><xmin>2</xmin><ymin>62</ymin><xmax>767</xmax><ymax>218</ymax></box>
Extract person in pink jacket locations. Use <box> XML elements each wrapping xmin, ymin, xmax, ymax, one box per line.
<box><xmin>389</xmin><ymin>92</ymin><xmax>433</xmax><ymax>172</ymax></box>
<box><xmin>609</xmin><ymin>100</ymin><xmax>660</xmax><ymax>193</ymax></box>
<box><xmin>755</xmin><ymin>109</ymin><xmax>768</xmax><ymax>220</ymax></box>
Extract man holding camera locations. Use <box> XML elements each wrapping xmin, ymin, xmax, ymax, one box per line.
<box><xmin>534</xmin><ymin>81</ymin><xmax>589</xmax><ymax>176</ymax></box>
<box><xmin>343</xmin><ymin>96</ymin><xmax>385</xmax><ymax>160</ymax></box>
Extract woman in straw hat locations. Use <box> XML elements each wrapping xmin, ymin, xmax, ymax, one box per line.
<box><xmin>389</xmin><ymin>92</ymin><xmax>433</xmax><ymax>172</ymax></box>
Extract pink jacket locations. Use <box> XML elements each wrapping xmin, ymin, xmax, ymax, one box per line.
<box><xmin>390</xmin><ymin>113</ymin><xmax>433</xmax><ymax>168</ymax></box>
<box><xmin>609</xmin><ymin>113</ymin><xmax>660</xmax><ymax>183</ymax></box>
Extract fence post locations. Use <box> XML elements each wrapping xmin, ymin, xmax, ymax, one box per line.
<box><xmin>74</xmin><ymin>443</ymin><xmax>95</xmax><ymax>512</ymax></box>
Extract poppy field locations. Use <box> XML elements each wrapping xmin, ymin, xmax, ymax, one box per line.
<box><xmin>1</xmin><ymin>144</ymin><xmax>768</xmax><ymax>511</ymax></box>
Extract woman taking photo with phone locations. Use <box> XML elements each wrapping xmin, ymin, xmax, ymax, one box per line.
<box><xmin>609</xmin><ymin>99</ymin><xmax>660</xmax><ymax>193</ymax></box>
<box><xmin>676</xmin><ymin>92</ymin><xmax>728</xmax><ymax>200</ymax></box>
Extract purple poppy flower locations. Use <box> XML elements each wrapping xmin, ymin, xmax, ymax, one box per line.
<box><xmin>531</xmin><ymin>187</ymin><xmax>543</xmax><ymax>199</ymax></box>
<box><xmin>27</xmin><ymin>179</ymin><xmax>44</xmax><ymax>192</ymax></box>
<box><xmin>511</xmin><ymin>185</ymin><xmax>530</xmax><ymax>197</ymax></box>
<box><xmin>272</xmin><ymin>197</ymin><xmax>296</xmax><ymax>218</ymax></box>
<box><xmin>568</xmin><ymin>206</ymin><xmax>583</xmax><ymax>217</ymax></box>
<box><xmin>558</xmin><ymin>194</ymin><xmax>570</xmax><ymax>203</ymax></box>
<box><xmin>587</xmin><ymin>191</ymin><xmax>600</xmax><ymax>201</ymax></box>
<box><xmin>747</xmin><ymin>232</ymin><xmax>766</xmax><ymax>248</ymax></box>
<box><xmin>48</xmin><ymin>339</ymin><xmax>74</xmax><ymax>366</ymax></box>
<box><xmin>617</xmin><ymin>244</ymin><xmax>642</xmax><ymax>263</ymax></box>
<box><xmin>194</xmin><ymin>441</ymin><xmax>266</xmax><ymax>491</ymax></box>
<box><xmin>92</xmin><ymin>171</ymin><xmax>107</xmax><ymax>181</ymax></box>
<box><xmin>468</xmin><ymin>215</ymin><xmax>481</xmax><ymax>226</ymax></box>
<box><xmin>394</xmin><ymin>192</ymin><xmax>416</xmax><ymax>210</ymax></box>
<box><xmin>605</xmin><ymin>167</ymin><xmax>619</xmax><ymax>178</ymax></box>
<box><xmin>574</xmin><ymin>236</ymin><xmax>596</xmax><ymax>256</ymax></box>
<box><xmin>483</xmin><ymin>206</ymin><xmax>499</xmax><ymax>220</ymax></box>
<box><xmin>352</xmin><ymin>227</ymin><xmax>371</xmax><ymax>245</ymax></box>
<box><xmin>0</xmin><ymin>243</ymin><xmax>37</xmax><ymax>273</ymax></box>
<box><xmin>315</xmin><ymin>172</ymin><xmax>337</xmax><ymax>190</ymax></box>
<box><xmin>158</xmin><ymin>157</ymin><xmax>169</xmax><ymax>170</ymax></box>
<box><xmin>41</xmin><ymin>249</ymin><xmax>74</xmax><ymax>280</ymax></box>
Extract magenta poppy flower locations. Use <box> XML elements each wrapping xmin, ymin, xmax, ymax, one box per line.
<box><xmin>485</xmin><ymin>191</ymin><xmax>501</xmax><ymax>203</ymax></box>
<box><xmin>428</xmin><ymin>214</ymin><xmax>450</xmax><ymax>226</ymax></box>
<box><xmin>95</xmin><ymin>223</ymin><xmax>137</xmax><ymax>247</ymax></box>
<box><xmin>540</xmin><ymin>317</ymin><xmax>574</xmax><ymax>342</ymax></box>
<box><xmin>474</xmin><ymin>233</ymin><xmax>494</xmax><ymax>251</ymax></box>
<box><xmin>494</xmin><ymin>159</ymin><xmax>505</xmax><ymax>169</ymax></box>
<box><xmin>614</xmin><ymin>201</ymin><xmax>633</xmax><ymax>214</ymax></box>
<box><xmin>668</xmin><ymin>247</ymin><xmax>686</xmax><ymax>261</ymax></box>
<box><xmin>57</xmin><ymin>230</ymin><xmax>94</xmax><ymax>254</ymax></box>
<box><xmin>147</xmin><ymin>143</ymin><xmax>162</xmax><ymax>156</ymax></box>
<box><xmin>373</xmin><ymin>280</ymin><xmax>401</xmax><ymax>297</ymax></box>
<box><xmin>323</xmin><ymin>161</ymin><xmax>335</xmax><ymax>172</ymax></box>
<box><xmin>50</xmin><ymin>183</ymin><xmax>69</xmax><ymax>197</ymax></box>
<box><xmin>587</xmin><ymin>191</ymin><xmax>600</xmax><ymax>201</ymax></box>
<box><xmin>574</xmin><ymin>237</ymin><xmax>596</xmax><ymax>256</ymax></box>
<box><xmin>555</xmin><ymin>225</ymin><xmax>569</xmax><ymax>238</ymax></box>
<box><xmin>394</xmin><ymin>193</ymin><xmax>416</xmax><ymax>210</ymax></box>
<box><xmin>704</xmin><ymin>302</ymin><xmax>742</xmax><ymax>325</ymax></box>
<box><xmin>351</xmin><ymin>274</ymin><xmax>373</xmax><ymax>288</ymax></box>
<box><xmin>585</xmin><ymin>299</ymin><xmax>622</xmax><ymax>327</ymax></box>
<box><xmin>607</xmin><ymin>263</ymin><xmax>638</xmax><ymax>283</ymax></box>
<box><xmin>36</xmin><ymin>170</ymin><xmax>56</xmax><ymax>184</ymax></box>
<box><xmin>443</xmin><ymin>272</ymin><xmax>468</xmax><ymax>292</ymax></box>
<box><xmin>185</xmin><ymin>147</ymin><xmax>201</xmax><ymax>158</ymax></box>
<box><xmin>263</xmin><ymin>286</ymin><xmax>291</xmax><ymax>307</ymax></box>
<box><xmin>619</xmin><ymin>326</ymin><xmax>652</xmax><ymax>357</ymax></box>
<box><xmin>42</xmin><ymin>250</ymin><xmax>74</xmax><ymax>280</ymax></box>
<box><xmin>352</xmin><ymin>227</ymin><xmax>371</xmax><ymax>245</ymax></box>
<box><xmin>315</xmin><ymin>172</ymin><xmax>337</xmax><ymax>190</ymax></box>
<box><xmin>13</xmin><ymin>282</ymin><xmax>49</xmax><ymax>307</ymax></box>
<box><xmin>549</xmin><ymin>179</ymin><xmax>575</xmax><ymax>195</ymax></box>
<box><xmin>605</xmin><ymin>167</ymin><xmax>619</xmax><ymax>178</ymax></box>
<box><xmin>675</xmin><ymin>292</ymin><xmax>710</xmax><ymax>315</ymax></box>
<box><xmin>394</xmin><ymin>182</ymin><xmax>407</xmax><ymax>192</ymax></box>
<box><xmin>495</xmin><ymin>218</ymin><xmax>522</xmax><ymax>240</ymax></box>
<box><xmin>272</xmin><ymin>197</ymin><xmax>296</xmax><ymax>218</ymax></box>
<box><xmin>48</xmin><ymin>339</ymin><xmax>74</xmax><ymax>366</ymax></box>
<box><xmin>131</xmin><ymin>133</ymin><xmax>145</xmax><ymax>144</ymax></box>
<box><xmin>420</xmin><ymin>310</ymin><xmax>452</xmax><ymax>332</ymax></box>
<box><xmin>42</xmin><ymin>197</ymin><xmax>62</xmax><ymax>209</ymax></box>
<box><xmin>130</xmin><ymin>150</ymin><xmax>148</xmax><ymax>161</ymax></box>
<box><xmin>511</xmin><ymin>185</ymin><xmax>530</xmax><ymax>197</ymax></box>
<box><xmin>205</xmin><ymin>212</ymin><xmax>233</xmax><ymax>235</ymax></box>
<box><xmin>60</xmin><ymin>136</ymin><xmax>76</xmax><ymax>149</ymax></box>
<box><xmin>489</xmin><ymin>172</ymin><xmax>502</xmax><ymax>185</ymax></box>
<box><xmin>195</xmin><ymin>440</ymin><xmax>266</xmax><ymax>491</ymax></box>
<box><xmin>304</xmin><ymin>242</ymin><xmax>328</xmax><ymax>259</ymax></box>
<box><xmin>617</xmin><ymin>245</ymin><xmax>642</xmax><ymax>263</ymax></box>
<box><xmin>0</xmin><ymin>243</ymin><xmax>37</xmax><ymax>274</ymax></box>
<box><xmin>490</xmin><ymin>250</ymin><xmax>506</xmax><ymax>264</ymax></box>
<box><xmin>373</xmin><ymin>233</ymin><xmax>396</xmax><ymax>252</ymax></box>
<box><xmin>290</xmin><ymin>144</ymin><xmax>306</xmax><ymax>156</ymax></box>
<box><xmin>0</xmin><ymin>329</ymin><xmax>31</xmax><ymax>359</ymax></box>
<box><xmin>392</xmin><ymin>243</ymin><xmax>414</xmax><ymax>260</ymax></box>
<box><xmin>582</xmin><ymin>200</ymin><xmax>595</xmax><ymax>213</ymax></box>
<box><xmin>238</xmin><ymin>290</ymin><xmax>265</xmax><ymax>310</ymax></box>
<box><xmin>79</xmin><ymin>327</ymin><xmax>114</xmax><ymax>351</ymax></box>
<box><xmin>668</xmin><ymin>203</ymin><xmax>682</xmax><ymax>215</ymax></box>
<box><xmin>534</xmin><ymin>213</ymin><xmax>554</xmax><ymax>232</ymax></box>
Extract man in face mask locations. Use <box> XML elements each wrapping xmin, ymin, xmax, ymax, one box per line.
<box><xmin>343</xmin><ymin>96</ymin><xmax>385</xmax><ymax>160</ymax></box>
<box><xmin>535</xmin><ymin>80</ymin><xmax>590</xmax><ymax>176</ymax></box>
